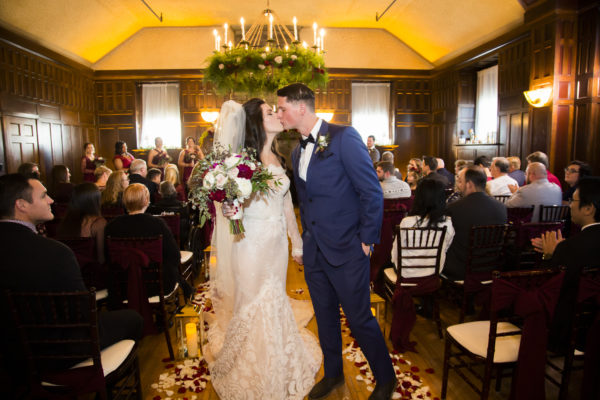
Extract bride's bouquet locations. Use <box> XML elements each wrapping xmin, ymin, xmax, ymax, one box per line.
<box><xmin>188</xmin><ymin>145</ymin><xmax>276</xmax><ymax>235</ymax></box>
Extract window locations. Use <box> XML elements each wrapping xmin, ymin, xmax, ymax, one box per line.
<box><xmin>474</xmin><ymin>65</ymin><xmax>498</xmax><ymax>143</ymax></box>
<box><xmin>351</xmin><ymin>82</ymin><xmax>391</xmax><ymax>145</ymax></box>
<box><xmin>140</xmin><ymin>83</ymin><xmax>182</xmax><ymax>148</ymax></box>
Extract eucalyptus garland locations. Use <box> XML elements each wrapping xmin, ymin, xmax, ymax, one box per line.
<box><xmin>204</xmin><ymin>46</ymin><xmax>329</xmax><ymax>95</ymax></box>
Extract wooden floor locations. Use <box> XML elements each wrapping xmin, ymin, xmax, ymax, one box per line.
<box><xmin>137</xmin><ymin>240</ymin><xmax>580</xmax><ymax>399</ymax></box>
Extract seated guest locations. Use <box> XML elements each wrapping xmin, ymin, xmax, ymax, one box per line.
<box><xmin>436</xmin><ymin>157</ymin><xmax>455</xmax><ymax>187</ymax></box>
<box><xmin>49</xmin><ymin>164</ymin><xmax>74</xmax><ymax>203</ymax></box>
<box><xmin>563</xmin><ymin>160</ymin><xmax>592</xmax><ymax>203</ymax></box>
<box><xmin>17</xmin><ymin>162</ymin><xmax>40</xmax><ymax>180</ymax></box>
<box><xmin>381</xmin><ymin>151</ymin><xmax>402</xmax><ymax>180</ymax></box>
<box><xmin>447</xmin><ymin>161</ymin><xmax>470</xmax><ymax>204</ymax></box>
<box><xmin>147</xmin><ymin>168</ymin><xmax>162</xmax><ymax>187</ymax></box>
<box><xmin>164</xmin><ymin>164</ymin><xmax>187</xmax><ymax>201</ymax></box>
<box><xmin>129</xmin><ymin>159</ymin><xmax>157</xmax><ymax>203</ymax></box>
<box><xmin>454</xmin><ymin>159</ymin><xmax>469</xmax><ymax>176</ymax></box>
<box><xmin>421</xmin><ymin>155</ymin><xmax>449</xmax><ymax>187</ymax></box>
<box><xmin>406</xmin><ymin>171</ymin><xmax>419</xmax><ymax>191</ymax></box>
<box><xmin>113</xmin><ymin>140</ymin><xmax>134</xmax><ymax>172</ymax></box>
<box><xmin>506</xmin><ymin>162</ymin><xmax>562</xmax><ymax>222</ymax></box>
<box><xmin>367</xmin><ymin>135</ymin><xmax>380</xmax><ymax>163</ymax></box>
<box><xmin>486</xmin><ymin>157</ymin><xmax>518</xmax><ymax>196</ymax></box>
<box><xmin>58</xmin><ymin>183</ymin><xmax>107</xmax><ymax>265</ymax></box>
<box><xmin>393</xmin><ymin>179</ymin><xmax>455</xmax><ymax>278</ymax></box>
<box><xmin>104</xmin><ymin>183</ymin><xmax>192</xmax><ymax>298</ymax></box>
<box><xmin>376</xmin><ymin>161</ymin><xmax>411</xmax><ymax>199</ymax></box>
<box><xmin>148</xmin><ymin>181</ymin><xmax>190</xmax><ymax>245</ymax></box>
<box><xmin>94</xmin><ymin>165</ymin><xmax>112</xmax><ymax>191</ymax></box>
<box><xmin>526</xmin><ymin>151</ymin><xmax>561</xmax><ymax>188</ymax></box>
<box><xmin>406</xmin><ymin>158</ymin><xmax>423</xmax><ymax>182</ymax></box>
<box><xmin>507</xmin><ymin>156</ymin><xmax>526</xmax><ymax>186</ymax></box>
<box><xmin>0</xmin><ymin>174</ymin><xmax>143</xmax><ymax>395</ymax></box>
<box><xmin>443</xmin><ymin>166</ymin><xmax>507</xmax><ymax>280</ymax></box>
<box><xmin>474</xmin><ymin>155</ymin><xmax>492</xmax><ymax>180</ymax></box>
<box><xmin>101</xmin><ymin>170</ymin><xmax>128</xmax><ymax>212</ymax></box>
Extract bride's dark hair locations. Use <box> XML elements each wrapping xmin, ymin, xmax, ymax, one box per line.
<box><xmin>243</xmin><ymin>98</ymin><xmax>286</xmax><ymax>169</ymax></box>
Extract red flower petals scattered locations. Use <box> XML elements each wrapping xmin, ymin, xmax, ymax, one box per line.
<box><xmin>177</xmin><ymin>387</ymin><xmax>187</xmax><ymax>394</ymax></box>
<box><xmin>425</xmin><ymin>368</ymin><xmax>435</xmax><ymax>374</ymax></box>
<box><xmin>411</xmin><ymin>366</ymin><xmax>420</xmax><ymax>372</ymax></box>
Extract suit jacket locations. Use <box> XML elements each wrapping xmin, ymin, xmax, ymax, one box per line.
<box><xmin>437</xmin><ymin>167</ymin><xmax>455</xmax><ymax>187</ymax></box>
<box><xmin>443</xmin><ymin>191</ymin><xmax>507</xmax><ymax>280</ymax></box>
<box><xmin>423</xmin><ymin>171</ymin><xmax>450</xmax><ymax>188</ymax></box>
<box><xmin>292</xmin><ymin>121</ymin><xmax>383</xmax><ymax>266</ymax></box>
<box><xmin>506</xmin><ymin>178</ymin><xmax>562</xmax><ymax>222</ymax></box>
<box><xmin>129</xmin><ymin>173</ymin><xmax>158</xmax><ymax>203</ymax></box>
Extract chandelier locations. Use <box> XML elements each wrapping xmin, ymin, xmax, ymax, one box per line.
<box><xmin>204</xmin><ymin>1</ymin><xmax>329</xmax><ymax>96</ymax></box>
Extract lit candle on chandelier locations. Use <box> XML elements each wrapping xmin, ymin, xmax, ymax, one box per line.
<box><xmin>313</xmin><ymin>22</ymin><xmax>318</xmax><ymax>46</ymax></box>
<box><xmin>293</xmin><ymin>16</ymin><xmax>298</xmax><ymax>41</ymax></box>
<box><xmin>269</xmin><ymin>14</ymin><xmax>274</xmax><ymax>39</ymax></box>
<box><xmin>241</xmin><ymin>17</ymin><xmax>245</xmax><ymax>41</ymax></box>
<box><xmin>224</xmin><ymin>23</ymin><xmax>228</xmax><ymax>45</ymax></box>
<box><xmin>320</xmin><ymin>29</ymin><xmax>325</xmax><ymax>52</ymax></box>
<box><xmin>213</xmin><ymin>29</ymin><xmax>218</xmax><ymax>51</ymax></box>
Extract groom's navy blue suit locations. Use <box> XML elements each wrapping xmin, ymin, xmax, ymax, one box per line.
<box><xmin>292</xmin><ymin>120</ymin><xmax>395</xmax><ymax>383</ymax></box>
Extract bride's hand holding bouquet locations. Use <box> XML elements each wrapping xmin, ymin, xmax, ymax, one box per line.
<box><xmin>188</xmin><ymin>145</ymin><xmax>277</xmax><ymax>235</ymax></box>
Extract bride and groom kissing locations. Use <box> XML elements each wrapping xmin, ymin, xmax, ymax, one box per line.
<box><xmin>206</xmin><ymin>83</ymin><xmax>397</xmax><ymax>400</ymax></box>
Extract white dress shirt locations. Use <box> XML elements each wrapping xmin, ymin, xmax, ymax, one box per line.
<box><xmin>298</xmin><ymin>118</ymin><xmax>323</xmax><ymax>181</ymax></box>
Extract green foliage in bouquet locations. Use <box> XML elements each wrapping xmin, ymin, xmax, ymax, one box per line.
<box><xmin>204</xmin><ymin>46</ymin><xmax>329</xmax><ymax>96</ymax></box>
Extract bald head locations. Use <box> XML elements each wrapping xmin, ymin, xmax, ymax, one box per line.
<box><xmin>436</xmin><ymin>158</ymin><xmax>445</xmax><ymax>169</ymax></box>
<box><xmin>526</xmin><ymin>162</ymin><xmax>547</xmax><ymax>183</ymax></box>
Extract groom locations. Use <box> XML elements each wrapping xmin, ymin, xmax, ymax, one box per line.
<box><xmin>277</xmin><ymin>83</ymin><xmax>397</xmax><ymax>400</ymax></box>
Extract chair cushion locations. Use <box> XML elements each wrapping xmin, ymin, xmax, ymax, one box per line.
<box><xmin>95</xmin><ymin>289</ymin><xmax>108</xmax><ymax>302</ymax></box>
<box><xmin>383</xmin><ymin>268</ymin><xmax>397</xmax><ymax>283</ymax></box>
<box><xmin>123</xmin><ymin>282</ymin><xmax>179</xmax><ymax>304</ymax></box>
<box><xmin>447</xmin><ymin>321</ymin><xmax>521</xmax><ymax>363</ymax></box>
<box><xmin>72</xmin><ymin>339</ymin><xmax>136</xmax><ymax>376</ymax></box>
<box><xmin>180</xmin><ymin>250</ymin><xmax>193</xmax><ymax>264</ymax></box>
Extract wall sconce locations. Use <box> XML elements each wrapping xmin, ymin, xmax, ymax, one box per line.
<box><xmin>524</xmin><ymin>87</ymin><xmax>552</xmax><ymax>108</ymax></box>
<box><xmin>316</xmin><ymin>111</ymin><xmax>334</xmax><ymax>122</ymax></box>
<box><xmin>201</xmin><ymin>111</ymin><xmax>220</xmax><ymax>124</ymax></box>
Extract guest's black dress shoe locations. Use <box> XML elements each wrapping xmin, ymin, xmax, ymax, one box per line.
<box><xmin>308</xmin><ymin>375</ymin><xmax>344</xmax><ymax>400</ymax></box>
<box><xmin>368</xmin><ymin>376</ymin><xmax>398</xmax><ymax>400</ymax></box>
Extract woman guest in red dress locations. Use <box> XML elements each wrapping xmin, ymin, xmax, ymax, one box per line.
<box><xmin>113</xmin><ymin>141</ymin><xmax>135</xmax><ymax>172</ymax></box>
<box><xmin>81</xmin><ymin>142</ymin><xmax>99</xmax><ymax>182</ymax></box>
<box><xmin>147</xmin><ymin>137</ymin><xmax>171</xmax><ymax>177</ymax></box>
<box><xmin>178</xmin><ymin>136</ymin><xmax>204</xmax><ymax>185</ymax></box>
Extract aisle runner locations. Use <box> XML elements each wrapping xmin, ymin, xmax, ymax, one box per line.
<box><xmin>151</xmin><ymin>284</ymin><xmax>438</xmax><ymax>400</ymax></box>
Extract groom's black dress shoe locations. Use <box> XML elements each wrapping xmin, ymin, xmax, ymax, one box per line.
<box><xmin>308</xmin><ymin>375</ymin><xmax>344</xmax><ymax>399</ymax></box>
<box><xmin>368</xmin><ymin>376</ymin><xmax>398</xmax><ymax>400</ymax></box>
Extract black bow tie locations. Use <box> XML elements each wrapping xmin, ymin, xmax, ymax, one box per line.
<box><xmin>300</xmin><ymin>135</ymin><xmax>315</xmax><ymax>149</ymax></box>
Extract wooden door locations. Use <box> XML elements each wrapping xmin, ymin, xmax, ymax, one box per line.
<box><xmin>2</xmin><ymin>116</ymin><xmax>38</xmax><ymax>174</ymax></box>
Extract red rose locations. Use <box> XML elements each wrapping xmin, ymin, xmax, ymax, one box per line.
<box><xmin>209</xmin><ymin>189</ymin><xmax>226</xmax><ymax>202</ymax></box>
<box><xmin>289</xmin><ymin>60</ymin><xmax>295</xmax><ymax>66</ymax></box>
<box><xmin>264</xmin><ymin>60</ymin><xmax>270</xmax><ymax>66</ymax></box>
<box><xmin>237</xmin><ymin>164</ymin><xmax>254</xmax><ymax>179</ymax></box>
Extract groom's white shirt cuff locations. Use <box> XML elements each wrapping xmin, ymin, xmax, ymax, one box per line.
<box><xmin>299</xmin><ymin>118</ymin><xmax>323</xmax><ymax>181</ymax></box>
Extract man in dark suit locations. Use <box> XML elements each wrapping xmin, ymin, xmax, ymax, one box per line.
<box><xmin>278</xmin><ymin>83</ymin><xmax>396</xmax><ymax>400</ymax></box>
<box><xmin>443</xmin><ymin>166</ymin><xmax>507</xmax><ymax>280</ymax></box>
<box><xmin>422</xmin><ymin>155</ymin><xmax>450</xmax><ymax>188</ymax></box>
<box><xmin>128</xmin><ymin>159</ymin><xmax>158</xmax><ymax>203</ymax></box>
<box><xmin>0</xmin><ymin>174</ymin><xmax>143</xmax><ymax>397</ymax></box>
<box><xmin>436</xmin><ymin>157</ymin><xmax>456</xmax><ymax>187</ymax></box>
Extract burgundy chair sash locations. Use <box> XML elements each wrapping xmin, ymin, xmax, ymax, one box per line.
<box><xmin>108</xmin><ymin>243</ymin><xmax>162</xmax><ymax>335</ymax></box>
<box><xmin>491</xmin><ymin>271</ymin><xmax>564</xmax><ymax>400</ymax></box>
<box><xmin>390</xmin><ymin>274</ymin><xmax>440</xmax><ymax>353</ymax></box>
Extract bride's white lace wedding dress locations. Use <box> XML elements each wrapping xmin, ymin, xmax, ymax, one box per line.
<box><xmin>206</xmin><ymin>164</ymin><xmax>322</xmax><ymax>400</ymax></box>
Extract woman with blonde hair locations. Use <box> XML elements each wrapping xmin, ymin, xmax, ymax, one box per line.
<box><xmin>164</xmin><ymin>163</ymin><xmax>186</xmax><ymax>201</ymax></box>
<box><xmin>101</xmin><ymin>170</ymin><xmax>128</xmax><ymax>213</ymax></box>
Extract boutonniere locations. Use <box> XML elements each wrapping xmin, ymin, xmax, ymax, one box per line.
<box><xmin>316</xmin><ymin>133</ymin><xmax>331</xmax><ymax>154</ymax></box>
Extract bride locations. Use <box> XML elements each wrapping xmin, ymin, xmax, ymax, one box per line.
<box><xmin>205</xmin><ymin>99</ymin><xmax>321</xmax><ymax>399</ymax></box>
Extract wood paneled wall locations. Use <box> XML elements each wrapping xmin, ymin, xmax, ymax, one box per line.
<box><xmin>0</xmin><ymin>39</ymin><xmax>95</xmax><ymax>182</ymax></box>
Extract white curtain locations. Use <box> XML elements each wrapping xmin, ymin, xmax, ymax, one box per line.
<box><xmin>351</xmin><ymin>82</ymin><xmax>391</xmax><ymax>145</ymax></box>
<box><xmin>475</xmin><ymin>65</ymin><xmax>498</xmax><ymax>142</ymax></box>
<box><xmin>140</xmin><ymin>83</ymin><xmax>182</xmax><ymax>148</ymax></box>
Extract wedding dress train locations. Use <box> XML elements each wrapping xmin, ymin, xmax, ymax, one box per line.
<box><xmin>206</xmin><ymin>165</ymin><xmax>321</xmax><ymax>400</ymax></box>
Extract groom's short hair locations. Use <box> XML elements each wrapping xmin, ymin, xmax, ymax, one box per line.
<box><xmin>277</xmin><ymin>83</ymin><xmax>315</xmax><ymax>112</ymax></box>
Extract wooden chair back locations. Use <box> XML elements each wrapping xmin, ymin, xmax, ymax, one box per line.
<box><xmin>493</xmin><ymin>195</ymin><xmax>511</xmax><ymax>204</ymax></box>
<box><xmin>540</xmin><ymin>205</ymin><xmax>570</xmax><ymax>223</ymax></box>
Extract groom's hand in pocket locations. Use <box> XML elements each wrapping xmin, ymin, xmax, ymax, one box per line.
<box><xmin>361</xmin><ymin>243</ymin><xmax>372</xmax><ymax>257</ymax></box>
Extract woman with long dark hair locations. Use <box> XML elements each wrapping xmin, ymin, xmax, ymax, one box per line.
<box><xmin>113</xmin><ymin>141</ymin><xmax>135</xmax><ymax>171</ymax></box>
<box><xmin>49</xmin><ymin>164</ymin><xmax>74</xmax><ymax>203</ymax></box>
<box><xmin>58</xmin><ymin>183</ymin><xmax>107</xmax><ymax>265</ymax></box>
<box><xmin>205</xmin><ymin>99</ymin><xmax>320</xmax><ymax>399</ymax></box>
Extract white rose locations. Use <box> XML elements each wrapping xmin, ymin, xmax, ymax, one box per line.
<box><xmin>258</xmin><ymin>64</ymin><xmax>266</xmax><ymax>70</ymax></box>
<box><xmin>224</xmin><ymin>155</ymin><xmax>240</xmax><ymax>169</ymax></box>
<box><xmin>235</xmin><ymin>178</ymin><xmax>253</xmax><ymax>198</ymax></box>
<box><xmin>203</xmin><ymin>172</ymin><xmax>215</xmax><ymax>188</ymax></box>
<box><xmin>274</xmin><ymin>56</ymin><xmax>283</xmax><ymax>64</ymax></box>
<box><xmin>291</xmin><ymin>55</ymin><xmax>298</xmax><ymax>60</ymax></box>
<box><xmin>248</xmin><ymin>162</ymin><xmax>256</xmax><ymax>170</ymax></box>
<box><xmin>214</xmin><ymin>164</ymin><xmax>225</xmax><ymax>174</ymax></box>
<box><xmin>261</xmin><ymin>53</ymin><xmax>267</xmax><ymax>59</ymax></box>
<box><xmin>218</xmin><ymin>63</ymin><xmax>225</xmax><ymax>70</ymax></box>
<box><xmin>227</xmin><ymin>167</ymin><xmax>239</xmax><ymax>179</ymax></box>
<box><xmin>215</xmin><ymin>173</ymin><xmax>228</xmax><ymax>189</ymax></box>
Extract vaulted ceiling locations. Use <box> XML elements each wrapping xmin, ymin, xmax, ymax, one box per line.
<box><xmin>0</xmin><ymin>0</ymin><xmax>525</xmax><ymax>68</ymax></box>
